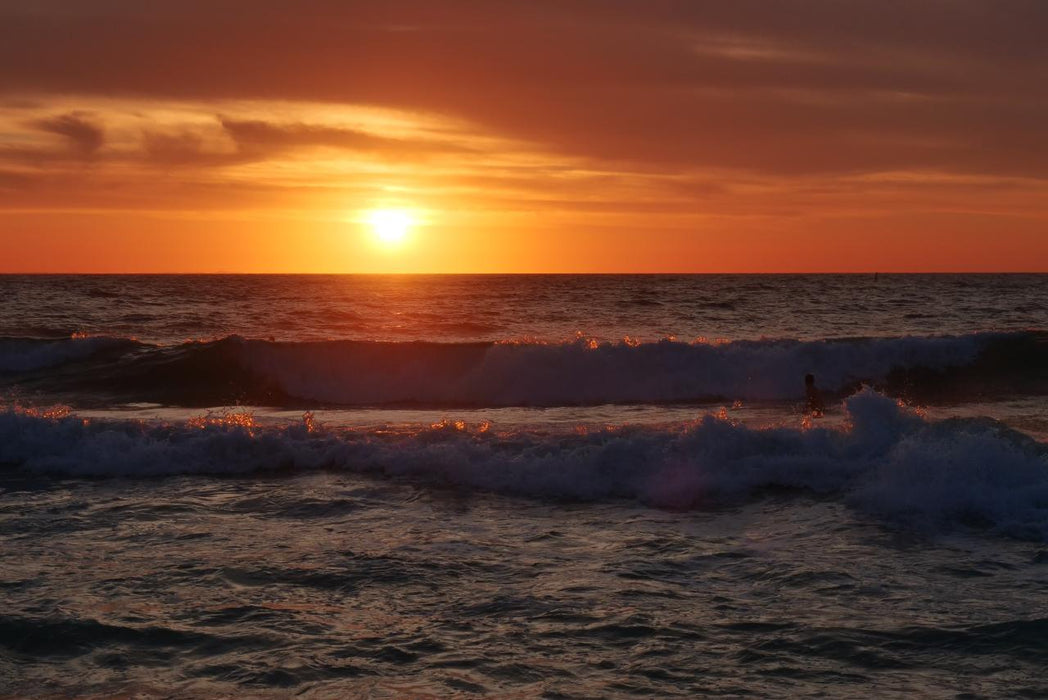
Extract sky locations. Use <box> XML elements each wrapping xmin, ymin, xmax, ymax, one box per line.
<box><xmin>1</xmin><ymin>0</ymin><xmax>1046</xmax><ymax>272</ymax></box>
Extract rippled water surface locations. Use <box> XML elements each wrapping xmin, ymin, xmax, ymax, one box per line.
<box><xmin>2</xmin><ymin>273</ymin><xmax>1046</xmax><ymax>343</ymax></box>
<box><xmin>2</xmin><ymin>274</ymin><xmax>1047</xmax><ymax>697</ymax></box>
<box><xmin>5</xmin><ymin>474</ymin><xmax>1048</xmax><ymax>698</ymax></box>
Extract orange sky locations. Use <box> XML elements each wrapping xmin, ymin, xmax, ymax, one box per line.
<box><xmin>1</xmin><ymin>1</ymin><xmax>1047</xmax><ymax>272</ymax></box>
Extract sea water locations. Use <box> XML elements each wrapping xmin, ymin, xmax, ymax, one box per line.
<box><xmin>1</xmin><ymin>274</ymin><xmax>1047</xmax><ymax>697</ymax></box>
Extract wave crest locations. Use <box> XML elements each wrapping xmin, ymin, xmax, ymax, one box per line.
<box><xmin>2</xmin><ymin>390</ymin><xmax>1046</xmax><ymax>540</ymax></box>
<box><xmin>1</xmin><ymin>331</ymin><xmax>1045</xmax><ymax>407</ymax></box>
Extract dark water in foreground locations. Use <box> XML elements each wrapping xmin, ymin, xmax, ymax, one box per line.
<box><xmin>2</xmin><ymin>274</ymin><xmax>1047</xmax><ymax>697</ymax></box>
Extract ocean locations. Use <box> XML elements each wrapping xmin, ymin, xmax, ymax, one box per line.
<box><xmin>2</xmin><ymin>273</ymin><xmax>1047</xmax><ymax>697</ymax></box>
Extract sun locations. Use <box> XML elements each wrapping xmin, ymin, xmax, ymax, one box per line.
<box><xmin>366</xmin><ymin>209</ymin><xmax>415</xmax><ymax>247</ymax></box>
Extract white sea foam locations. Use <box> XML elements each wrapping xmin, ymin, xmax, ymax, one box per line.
<box><xmin>2</xmin><ymin>390</ymin><xmax>1045</xmax><ymax>540</ymax></box>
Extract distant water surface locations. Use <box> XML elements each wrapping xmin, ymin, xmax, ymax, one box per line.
<box><xmin>2</xmin><ymin>273</ymin><xmax>1045</xmax><ymax>343</ymax></box>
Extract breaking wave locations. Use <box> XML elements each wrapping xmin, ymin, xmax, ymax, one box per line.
<box><xmin>1</xmin><ymin>331</ymin><xmax>1045</xmax><ymax>408</ymax></box>
<box><xmin>2</xmin><ymin>390</ymin><xmax>1046</xmax><ymax>540</ymax></box>
<box><xmin>0</xmin><ymin>336</ymin><xmax>139</xmax><ymax>373</ymax></box>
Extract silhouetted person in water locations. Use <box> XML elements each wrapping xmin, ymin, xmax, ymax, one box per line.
<box><xmin>805</xmin><ymin>373</ymin><xmax>824</xmax><ymax>416</ymax></box>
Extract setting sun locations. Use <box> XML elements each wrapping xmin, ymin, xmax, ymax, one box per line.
<box><xmin>366</xmin><ymin>209</ymin><xmax>415</xmax><ymax>248</ymax></box>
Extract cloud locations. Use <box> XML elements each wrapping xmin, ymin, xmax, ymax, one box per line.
<box><xmin>32</xmin><ymin>112</ymin><xmax>104</xmax><ymax>156</ymax></box>
<box><xmin>218</xmin><ymin>118</ymin><xmax>474</xmax><ymax>158</ymax></box>
<box><xmin>0</xmin><ymin>1</ymin><xmax>1045</xmax><ymax>179</ymax></box>
<box><xmin>2</xmin><ymin>111</ymin><xmax>105</xmax><ymax>165</ymax></box>
<box><xmin>0</xmin><ymin>169</ymin><xmax>32</xmax><ymax>189</ymax></box>
<box><xmin>1</xmin><ymin>0</ymin><xmax>1047</xmax><ymax>244</ymax></box>
<box><xmin>141</xmin><ymin>128</ymin><xmax>243</xmax><ymax>167</ymax></box>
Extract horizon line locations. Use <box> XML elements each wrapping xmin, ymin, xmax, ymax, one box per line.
<box><xmin>1</xmin><ymin>270</ymin><xmax>1047</xmax><ymax>276</ymax></box>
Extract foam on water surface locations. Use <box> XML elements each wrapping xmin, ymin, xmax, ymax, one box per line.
<box><xmin>3</xmin><ymin>390</ymin><xmax>1046</xmax><ymax>541</ymax></box>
